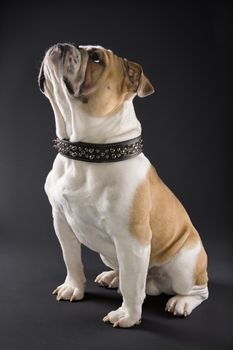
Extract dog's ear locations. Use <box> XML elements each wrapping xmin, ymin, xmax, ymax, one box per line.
<box><xmin>124</xmin><ymin>59</ymin><xmax>155</xmax><ymax>97</ymax></box>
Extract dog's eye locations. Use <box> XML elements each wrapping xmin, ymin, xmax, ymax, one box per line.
<box><xmin>90</xmin><ymin>51</ymin><xmax>101</xmax><ymax>63</ymax></box>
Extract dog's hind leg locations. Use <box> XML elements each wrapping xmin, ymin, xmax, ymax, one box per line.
<box><xmin>165</xmin><ymin>243</ymin><xmax>209</xmax><ymax>316</ymax></box>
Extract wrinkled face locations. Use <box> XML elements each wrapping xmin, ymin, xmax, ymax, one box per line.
<box><xmin>39</xmin><ymin>43</ymin><xmax>154</xmax><ymax>116</ymax></box>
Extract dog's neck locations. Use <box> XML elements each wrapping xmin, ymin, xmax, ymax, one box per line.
<box><xmin>50</xmin><ymin>98</ymin><xmax>142</xmax><ymax>144</ymax></box>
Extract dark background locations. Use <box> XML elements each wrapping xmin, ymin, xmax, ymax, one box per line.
<box><xmin>0</xmin><ymin>1</ymin><xmax>232</xmax><ymax>349</ymax></box>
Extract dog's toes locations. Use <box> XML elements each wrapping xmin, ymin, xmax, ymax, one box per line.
<box><xmin>95</xmin><ymin>270</ymin><xmax>119</xmax><ymax>288</ymax></box>
<box><xmin>70</xmin><ymin>287</ymin><xmax>83</xmax><ymax>302</ymax></box>
<box><xmin>103</xmin><ymin>307</ymin><xmax>141</xmax><ymax>328</ymax></box>
<box><xmin>52</xmin><ymin>283</ymin><xmax>84</xmax><ymax>302</ymax></box>
<box><xmin>108</xmin><ymin>276</ymin><xmax>119</xmax><ymax>289</ymax></box>
<box><xmin>166</xmin><ymin>295</ymin><xmax>198</xmax><ymax>317</ymax></box>
<box><xmin>103</xmin><ymin>315</ymin><xmax>111</xmax><ymax>323</ymax></box>
<box><xmin>165</xmin><ymin>297</ymin><xmax>177</xmax><ymax>314</ymax></box>
<box><xmin>52</xmin><ymin>287</ymin><xmax>58</xmax><ymax>295</ymax></box>
<box><xmin>113</xmin><ymin>321</ymin><xmax>120</xmax><ymax>328</ymax></box>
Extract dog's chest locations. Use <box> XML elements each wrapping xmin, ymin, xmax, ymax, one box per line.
<box><xmin>45</xmin><ymin>154</ymin><xmax>150</xmax><ymax>255</ymax></box>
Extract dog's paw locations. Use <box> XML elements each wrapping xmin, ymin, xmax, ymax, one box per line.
<box><xmin>103</xmin><ymin>307</ymin><xmax>141</xmax><ymax>328</ymax></box>
<box><xmin>94</xmin><ymin>270</ymin><xmax>119</xmax><ymax>288</ymax></box>
<box><xmin>165</xmin><ymin>295</ymin><xmax>196</xmax><ymax>317</ymax></box>
<box><xmin>52</xmin><ymin>282</ymin><xmax>84</xmax><ymax>302</ymax></box>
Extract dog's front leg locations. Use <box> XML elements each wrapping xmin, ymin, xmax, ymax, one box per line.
<box><xmin>103</xmin><ymin>235</ymin><xmax>151</xmax><ymax>328</ymax></box>
<box><xmin>52</xmin><ymin>209</ymin><xmax>86</xmax><ymax>301</ymax></box>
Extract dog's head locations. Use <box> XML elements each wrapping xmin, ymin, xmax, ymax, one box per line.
<box><xmin>39</xmin><ymin>43</ymin><xmax>154</xmax><ymax>116</ymax></box>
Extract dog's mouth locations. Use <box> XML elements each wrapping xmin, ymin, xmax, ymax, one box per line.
<box><xmin>39</xmin><ymin>43</ymin><xmax>88</xmax><ymax>97</ymax></box>
<box><xmin>38</xmin><ymin>63</ymin><xmax>45</xmax><ymax>92</ymax></box>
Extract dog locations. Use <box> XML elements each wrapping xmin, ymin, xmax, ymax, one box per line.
<box><xmin>38</xmin><ymin>43</ymin><xmax>208</xmax><ymax>328</ymax></box>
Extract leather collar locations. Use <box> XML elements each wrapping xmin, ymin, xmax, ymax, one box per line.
<box><xmin>53</xmin><ymin>135</ymin><xmax>143</xmax><ymax>163</ymax></box>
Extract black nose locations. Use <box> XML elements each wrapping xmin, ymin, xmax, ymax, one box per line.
<box><xmin>49</xmin><ymin>43</ymin><xmax>71</xmax><ymax>58</ymax></box>
<box><xmin>57</xmin><ymin>43</ymin><xmax>70</xmax><ymax>52</ymax></box>
<box><xmin>57</xmin><ymin>43</ymin><xmax>64</xmax><ymax>51</ymax></box>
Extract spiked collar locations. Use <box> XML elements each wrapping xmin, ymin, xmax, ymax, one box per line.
<box><xmin>53</xmin><ymin>135</ymin><xmax>143</xmax><ymax>163</ymax></box>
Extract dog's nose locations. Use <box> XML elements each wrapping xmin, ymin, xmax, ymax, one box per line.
<box><xmin>56</xmin><ymin>43</ymin><xmax>65</xmax><ymax>53</ymax></box>
<box><xmin>57</xmin><ymin>43</ymin><xmax>71</xmax><ymax>52</ymax></box>
<box><xmin>49</xmin><ymin>43</ymin><xmax>71</xmax><ymax>58</ymax></box>
<box><xmin>47</xmin><ymin>43</ymin><xmax>81</xmax><ymax>67</ymax></box>
<box><xmin>49</xmin><ymin>44</ymin><xmax>68</xmax><ymax>56</ymax></box>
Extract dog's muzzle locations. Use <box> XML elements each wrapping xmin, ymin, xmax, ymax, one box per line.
<box><xmin>39</xmin><ymin>43</ymin><xmax>84</xmax><ymax>95</ymax></box>
<box><xmin>39</xmin><ymin>44</ymin><xmax>69</xmax><ymax>92</ymax></box>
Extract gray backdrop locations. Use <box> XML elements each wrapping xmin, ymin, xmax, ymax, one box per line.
<box><xmin>0</xmin><ymin>1</ymin><xmax>232</xmax><ymax>349</ymax></box>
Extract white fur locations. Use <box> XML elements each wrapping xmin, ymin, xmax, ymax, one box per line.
<box><xmin>42</xmin><ymin>45</ymin><xmax>208</xmax><ymax>328</ymax></box>
<box><xmin>44</xmin><ymin>71</ymin><xmax>152</xmax><ymax>325</ymax></box>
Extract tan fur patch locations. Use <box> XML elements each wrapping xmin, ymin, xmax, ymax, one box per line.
<box><xmin>81</xmin><ymin>49</ymin><xmax>130</xmax><ymax>116</ymax></box>
<box><xmin>130</xmin><ymin>166</ymin><xmax>208</xmax><ymax>276</ymax></box>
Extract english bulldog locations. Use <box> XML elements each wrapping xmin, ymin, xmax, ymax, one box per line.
<box><xmin>38</xmin><ymin>43</ymin><xmax>208</xmax><ymax>328</ymax></box>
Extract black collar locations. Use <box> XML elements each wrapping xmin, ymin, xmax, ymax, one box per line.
<box><xmin>53</xmin><ymin>135</ymin><xmax>143</xmax><ymax>163</ymax></box>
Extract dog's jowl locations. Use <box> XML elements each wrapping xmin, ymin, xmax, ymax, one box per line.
<box><xmin>38</xmin><ymin>43</ymin><xmax>208</xmax><ymax>328</ymax></box>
